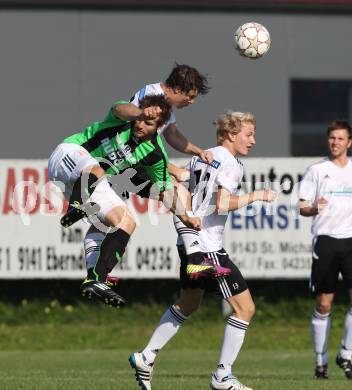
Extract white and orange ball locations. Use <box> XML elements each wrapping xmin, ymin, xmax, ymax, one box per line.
<box><xmin>234</xmin><ymin>22</ymin><xmax>271</xmax><ymax>59</ymax></box>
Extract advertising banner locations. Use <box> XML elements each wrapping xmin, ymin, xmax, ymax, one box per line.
<box><xmin>0</xmin><ymin>158</ymin><xmax>316</xmax><ymax>279</ymax></box>
<box><xmin>224</xmin><ymin>158</ymin><xmax>314</xmax><ymax>279</ymax></box>
<box><xmin>0</xmin><ymin>160</ymin><xmax>179</xmax><ymax>279</ymax></box>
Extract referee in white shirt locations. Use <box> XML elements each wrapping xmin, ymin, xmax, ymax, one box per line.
<box><xmin>299</xmin><ymin>120</ymin><xmax>352</xmax><ymax>380</ymax></box>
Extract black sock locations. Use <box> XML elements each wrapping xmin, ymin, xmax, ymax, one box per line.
<box><xmin>91</xmin><ymin>229</ymin><xmax>130</xmax><ymax>281</ymax></box>
<box><xmin>69</xmin><ymin>172</ymin><xmax>99</xmax><ymax>206</ymax></box>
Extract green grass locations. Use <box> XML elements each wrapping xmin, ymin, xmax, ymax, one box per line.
<box><xmin>0</xmin><ymin>297</ymin><xmax>350</xmax><ymax>388</ymax></box>
<box><xmin>0</xmin><ymin>297</ymin><xmax>347</xmax><ymax>350</ymax></box>
<box><xmin>0</xmin><ymin>320</ymin><xmax>344</xmax><ymax>351</ymax></box>
<box><xmin>0</xmin><ymin>349</ymin><xmax>348</xmax><ymax>390</ymax></box>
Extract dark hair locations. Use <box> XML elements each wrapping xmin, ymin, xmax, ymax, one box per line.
<box><xmin>327</xmin><ymin>120</ymin><xmax>352</xmax><ymax>139</ymax></box>
<box><xmin>165</xmin><ymin>63</ymin><xmax>210</xmax><ymax>95</ymax></box>
<box><xmin>139</xmin><ymin>94</ymin><xmax>172</xmax><ymax>127</ymax></box>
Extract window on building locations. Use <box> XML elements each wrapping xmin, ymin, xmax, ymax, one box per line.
<box><xmin>291</xmin><ymin>80</ymin><xmax>352</xmax><ymax>156</ymax></box>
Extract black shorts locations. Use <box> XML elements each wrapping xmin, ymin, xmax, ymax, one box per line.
<box><xmin>310</xmin><ymin>235</ymin><xmax>352</xmax><ymax>294</ymax></box>
<box><xmin>178</xmin><ymin>246</ymin><xmax>248</xmax><ymax>299</ymax></box>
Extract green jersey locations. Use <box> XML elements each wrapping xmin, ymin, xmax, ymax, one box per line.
<box><xmin>63</xmin><ymin>101</ymin><xmax>172</xmax><ymax>192</ymax></box>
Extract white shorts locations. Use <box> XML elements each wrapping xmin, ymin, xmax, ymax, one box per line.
<box><xmin>48</xmin><ymin>143</ymin><xmax>125</xmax><ymax>218</ymax></box>
<box><xmin>173</xmin><ymin>215</ymin><xmax>223</xmax><ymax>253</ymax></box>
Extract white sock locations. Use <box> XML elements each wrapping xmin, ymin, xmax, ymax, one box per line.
<box><xmin>312</xmin><ymin>310</ymin><xmax>331</xmax><ymax>366</ymax></box>
<box><xmin>216</xmin><ymin>316</ymin><xmax>249</xmax><ymax>379</ymax></box>
<box><xmin>142</xmin><ymin>305</ymin><xmax>187</xmax><ymax>364</ymax></box>
<box><xmin>84</xmin><ymin>228</ymin><xmax>105</xmax><ymax>271</ymax></box>
<box><xmin>339</xmin><ymin>307</ymin><xmax>352</xmax><ymax>360</ymax></box>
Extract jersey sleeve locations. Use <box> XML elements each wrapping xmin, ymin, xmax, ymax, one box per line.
<box><xmin>299</xmin><ymin>166</ymin><xmax>317</xmax><ymax>201</ymax></box>
<box><xmin>215</xmin><ymin>162</ymin><xmax>243</xmax><ymax>193</ymax></box>
<box><xmin>130</xmin><ymin>86</ymin><xmax>145</xmax><ymax>106</ymax></box>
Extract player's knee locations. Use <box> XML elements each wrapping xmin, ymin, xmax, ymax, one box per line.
<box><xmin>316</xmin><ymin>302</ymin><xmax>331</xmax><ymax>315</ymax></box>
<box><xmin>88</xmin><ymin>165</ymin><xmax>105</xmax><ymax>179</ymax></box>
<box><xmin>176</xmin><ymin>295</ymin><xmax>202</xmax><ymax>316</ymax></box>
<box><xmin>238</xmin><ymin>303</ymin><xmax>255</xmax><ymax>321</ymax></box>
<box><xmin>242</xmin><ymin>300</ymin><xmax>255</xmax><ymax>317</ymax></box>
<box><xmin>176</xmin><ymin>302</ymin><xmax>199</xmax><ymax>317</ymax></box>
<box><xmin>231</xmin><ymin>301</ymin><xmax>255</xmax><ymax>322</ymax></box>
<box><xmin>247</xmin><ymin>301</ymin><xmax>256</xmax><ymax>320</ymax></box>
<box><xmin>117</xmin><ymin>211</ymin><xmax>136</xmax><ymax>233</ymax></box>
<box><xmin>125</xmin><ymin>215</ymin><xmax>136</xmax><ymax>232</ymax></box>
<box><xmin>104</xmin><ymin>206</ymin><xmax>136</xmax><ymax>233</ymax></box>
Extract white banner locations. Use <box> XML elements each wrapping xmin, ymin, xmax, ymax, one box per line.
<box><xmin>224</xmin><ymin>158</ymin><xmax>315</xmax><ymax>279</ymax></box>
<box><xmin>0</xmin><ymin>158</ymin><xmax>317</xmax><ymax>279</ymax></box>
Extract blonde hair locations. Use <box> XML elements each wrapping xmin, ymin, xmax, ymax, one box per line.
<box><xmin>214</xmin><ymin>111</ymin><xmax>255</xmax><ymax>144</ymax></box>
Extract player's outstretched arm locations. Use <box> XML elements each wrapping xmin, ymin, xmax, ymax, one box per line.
<box><xmin>216</xmin><ymin>187</ymin><xmax>277</xmax><ymax>213</ymax></box>
<box><xmin>163</xmin><ymin>123</ymin><xmax>213</xmax><ymax>163</ymax></box>
<box><xmin>113</xmin><ymin>102</ymin><xmax>161</xmax><ymax>121</ymax></box>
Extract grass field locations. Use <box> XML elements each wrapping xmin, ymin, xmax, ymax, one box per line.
<box><xmin>0</xmin><ymin>284</ymin><xmax>350</xmax><ymax>389</ymax></box>
<box><xmin>0</xmin><ymin>313</ymin><xmax>350</xmax><ymax>390</ymax></box>
<box><xmin>0</xmin><ymin>349</ymin><xmax>348</xmax><ymax>390</ymax></box>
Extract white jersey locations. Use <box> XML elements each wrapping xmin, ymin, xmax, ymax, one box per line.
<box><xmin>299</xmin><ymin>158</ymin><xmax>352</xmax><ymax>239</ymax></box>
<box><xmin>130</xmin><ymin>83</ymin><xmax>176</xmax><ymax>134</ymax></box>
<box><xmin>187</xmin><ymin>146</ymin><xmax>244</xmax><ymax>252</ymax></box>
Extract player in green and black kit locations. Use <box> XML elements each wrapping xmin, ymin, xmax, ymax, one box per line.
<box><xmin>48</xmin><ymin>95</ymin><xmax>201</xmax><ymax>307</ymax></box>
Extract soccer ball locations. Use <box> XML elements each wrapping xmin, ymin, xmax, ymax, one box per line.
<box><xmin>234</xmin><ymin>22</ymin><xmax>271</xmax><ymax>59</ymax></box>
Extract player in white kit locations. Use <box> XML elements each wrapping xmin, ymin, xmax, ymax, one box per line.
<box><xmin>127</xmin><ymin>63</ymin><xmax>213</xmax><ymax>196</ymax></box>
<box><xmin>129</xmin><ymin>111</ymin><xmax>277</xmax><ymax>390</ymax></box>
<box><xmin>299</xmin><ymin>120</ymin><xmax>352</xmax><ymax>380</ymax></box>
